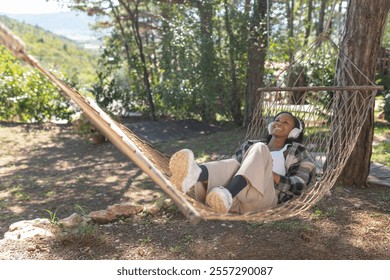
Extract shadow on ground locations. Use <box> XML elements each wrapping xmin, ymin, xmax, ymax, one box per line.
<box><xmin>0</xmin><ymin>121</ymin><xmax>389</xmax><ymax>260</ymax></box>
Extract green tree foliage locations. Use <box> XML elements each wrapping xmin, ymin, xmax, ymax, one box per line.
<box><xmin>72</xmin><ymin>0</ymin><xmax>254</xmax><ymax>123</ymax></box>
<box><xmin>2</xmin><ymin>0</ymin><xmax>385</xmax><ymax>125</ymax></box>
<box><xmin>58</xmin><ymin>0</ymin><xmax>388</xmax><ymax>124</ymax></box>
<box><xmin>157</xmin><ymin>2</ymin><xmax>230</xmax><ymax>121</ymax></box>
<box><xmin>0</xmin><ymin>46</ymin><xmax>74</xmax><ymax>122</ymax></box>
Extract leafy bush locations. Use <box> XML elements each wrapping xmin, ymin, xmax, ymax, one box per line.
<box><xmin>0</xmin><ymin>46</ymin><xmax>74</xmax><ymax>123</ymax></box>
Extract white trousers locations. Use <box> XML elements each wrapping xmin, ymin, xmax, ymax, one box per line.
<box><xmin>203</xmin><ymin>142</ymin><xmax>278</xmax><ymax>214</ymax></box>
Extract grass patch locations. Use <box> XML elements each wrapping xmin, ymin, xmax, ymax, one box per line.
<box><xmin>137</xmin><ymin>181</ymin><xmax>155</xmax><ymax>189</ymax></box>
<box><xmin>45</xmin><ymin>209</ymin><xmax>61</xmax><ymax>226</ymax></box>
<box><xmin>181</xmin><ymin>234</ymin><xmax>193</xmax><ymax>244</ymax></box>
<box><xmin>46</xmin><ymin>206</ymin><xmax>101</xmax><ymax>244</ymax></box>
<box><xmin>372</xmin><ymin>142</ymin><xmax>390</xmax><ymax>167</ymax></box>
<box><xmin>370</xmin><ymin>212</ymin><xmax>390</xmax><ymax>221</ymax></box>
<box><xmin>74</xmin><ymin>204</ymin><xmax>89</xmax><ymax>216</ymax></box>
<box><xmin>378</xmin><ymin>189</ymin><xmax>390</xmax><ymax>204</ymax></box>
<box><xmin>0</xmin><ymin>200</ymin><xmax>9</xmax><ymax>209</ymax></box>
<box><xmin>73</xmin><ymin>222</ymin><xmax>99</xmax><ymax>238</ymax></box>
<box><xmin>139</xmin><ymin>236</ymin><xmax>152</xmax><ymax>245</ymax></box>
<box><xmin>43</xmin><ymin>190</ymin><xmax>55</xmax><ymax>198</ymax></box>
<box><xmin>156</xmin><ymin>125</ymin><xmax>245</xmax><ymax>160</ymax></box>
<box><xmin>311</xmin><ymin>207</ymin><xmax>338</xmax><ymax>220</ymax></box>
<box><xmin>250</xmin><ymin>220</ymin><xmax>314</xmax><ymax>232</ymax></box>
<box><xmin>374</xmin><ymin>120</ymin><xmax>390</xmax><ymax>134</ymax></box>
<box><xmin>10</xmin><ymin>185</ymin><xmax>31</xmax><ymax>201</ymax></box>
<box><xmin>169</xmin><ymin>244</ymin><xmax>183</xmax><ymax>253</ymax></box>
<box><xmin>58</xmin><ymin>223</ymin><xmax>101</xmax><ymax>246</ymax></box>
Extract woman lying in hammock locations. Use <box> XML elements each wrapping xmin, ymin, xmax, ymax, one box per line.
<box><xmin>169</xmin><ymin>111</ymin><xmax>317</xmax><ymax>214</ymax></box>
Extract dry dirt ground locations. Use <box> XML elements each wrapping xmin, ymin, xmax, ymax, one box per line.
<box><xmin>0</xmin><ymin>122</ymin><xmax>389</xmax><ymax>260</ymax></box>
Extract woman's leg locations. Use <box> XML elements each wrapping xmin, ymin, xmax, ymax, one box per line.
<box><xmin>198</xmin><ymin>165</ymin><xmax>209</xmax><ymax>181</ymax></box>
<box><xmin>169</xmin><ymin>145</ymin><xmax>277</xmax><ymax>213</ymax></box>
<box><xmin>191</xmin><ymin>159</ymin><xmax>240</xmax><ymax>204</ymax></box>
<box><xmin>206</xmin><ymin>142</ymin><xmax>278</xmax><ymax>213</ymax></box>
<box><xmin>169</xmin><ymin>149</ymin><xmax>240</xmax><ymax>195</ymax></box>
<box><xmin>201</xmin><ymin>158</ymin><xmax>241</xmax><ymax>190</ymax></box>
<box><xmin>236</xmin><ymin>142</ymin><xmax>275</xmax><ymax>197</ymax></box>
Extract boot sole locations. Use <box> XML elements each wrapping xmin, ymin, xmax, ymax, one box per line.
<box><xmin>169</xmin><ymin>149</ymin><xmax>200</xmax><ymax>193</ymax></box>
<box><xmin>206</xmin><ymin>190</ymin><xmax>229</xmax><ymax>214</ymax></box>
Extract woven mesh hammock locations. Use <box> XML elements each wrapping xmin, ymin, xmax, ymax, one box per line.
<box><xmin>0</xmin><ymin>23</ymin><xmax>382</xmax><ymax>225</ymax></box>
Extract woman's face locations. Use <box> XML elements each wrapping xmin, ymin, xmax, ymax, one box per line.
<box><xmin>270</xmin><ymin>113</ymin><xmax>296</xmax><ymax>138</ymax></box>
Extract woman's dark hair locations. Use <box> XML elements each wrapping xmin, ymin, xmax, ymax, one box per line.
<box><xmin>265</xmin><ymin>111</ymin><xmax>305</xmax><ymax>144</ymax></box>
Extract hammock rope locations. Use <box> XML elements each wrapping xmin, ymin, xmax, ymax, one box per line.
<box><xmin>0</xmin><ymin>22</ymin><xmax>383</xmax><ymax>225</ymax></box>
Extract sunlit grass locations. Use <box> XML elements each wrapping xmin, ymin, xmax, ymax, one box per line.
<box><xmin>372</xmin><ymin>142</ymin><xmax>390</xmax><ymax>167</ymax></box>
<box><xmin>374</xmin><ymin>120</ymin><xmax>390</xmax><ymax>135</ymax></box>
<box><xmin>373</xmin><ymin>120</ymin><xmax>390</xmax><ymax>167</ymax></box>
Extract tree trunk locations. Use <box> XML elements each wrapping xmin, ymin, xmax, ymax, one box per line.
<box><xmin>224</xmin><ymin>0</ymin><xmax>243</xmax><ymax>125</ymax></box>
<box><xmin>244</xmin><ymin>0</ymin><xmax>268</xmax><ymax>127</ymax></box>
<box><xmin>304</xmin><ymin>0</ymin><xmax>313</xmax><ymax>46</ymax></box>
<box><xmin>119</xmin><ymin>0</ymin><xmax>157</xmax><ymax>121</ymax></box>
<box><xmin>286</xmin><ymin>0</ymin><xmax>295</xmax><ymax>62</ymax></box>
<box><xmin>286</xmin><ymin>0</ymin><xmax>305</xmax><ymax>104</ymax></box>
<box><xmin>335</xmin><ymin>0</ymin><xmax>390</xmax><ymax>187</ymax></box>
<box><xmin>110</xmin><ymin>4</ymin><xmax>131</xmax><ymax>70</ymax></box>
<box><xmin>316</xmin><ymin>0</ymin><xmax>327</xmax><ymax>36</ymax></box>
<box><xmin>196</xmin><ymin>1</ymin><xmax>217</xmax><ymax>122</ymax></box>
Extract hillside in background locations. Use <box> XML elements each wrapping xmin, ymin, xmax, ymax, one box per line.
<box><xmin>0</xmin><ymin>11</ymin><xmax>102</xmax><ymax>49</ymax></box>
<box><xmin>0</xmin><ymin>15</ymin><xmax>99</xmax><ymax>88</ymax></box>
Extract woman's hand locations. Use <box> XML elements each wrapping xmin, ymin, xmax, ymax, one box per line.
<box><xmin>272</xmin><ymin>172</ymin><xmax>281</xmax><ymax>185</ymax></box>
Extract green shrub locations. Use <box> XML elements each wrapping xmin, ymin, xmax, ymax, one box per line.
<box><xmin>0</xmin><ymin>46</ymin><xmax>74</xmax><ymax>123</ymax></box>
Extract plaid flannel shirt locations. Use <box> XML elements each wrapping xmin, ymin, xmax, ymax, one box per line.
<box><xmin>234</xmin><ymin>140</ymin><xmax>317</xmax><ymax>204</ymax></box>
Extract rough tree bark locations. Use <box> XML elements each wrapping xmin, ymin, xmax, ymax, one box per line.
<box><xmin>335</xmin><ymin>0</ymin><xmax>390</xmax><ymax>187</ymax></box>
<box><xmin>224</xmin><ymin>0</ymin><xmax>243</xmax><ymax>125</ymax></box>
<box><xmin>316</xmin><ymin>0</ymin><xmax>327</xmax><ymax>36</ymax></box>
<box><xmin>196</xmin><ymin>1</ymin><xmax>217</xmax><ymax>122</ymax></box>
<box><xmin>119</xmin><ymin>0</ymin><xmax>157</xmax><ymax>121</ymax></box>
<box><xmin>304</xmin><ymin>0</ymin><xmax>313</xmax><ymax>46</ymax></box>
<box><xmin>244</xmin><ymin>0</ymin><xmax>268</xmax><ymax>127</ymax></box>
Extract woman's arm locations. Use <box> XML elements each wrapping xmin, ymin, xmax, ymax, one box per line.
<box><xmin>276</xmin><ymin>146</ymin><xmax>316</xmax><ymax>203</ymax></box>
<box><xmin>272</xmin><ymin>172</ymin><xmax>281</xmax><ymax>185</ymax></box>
